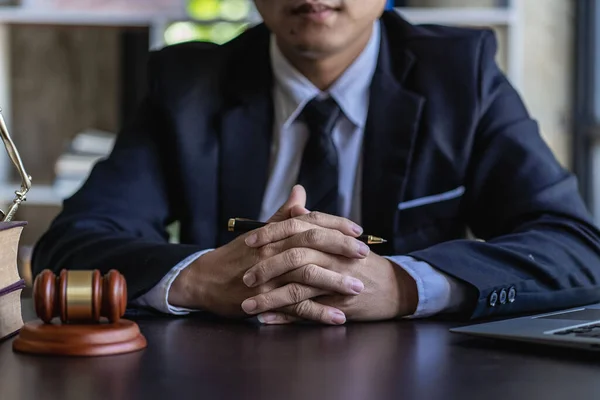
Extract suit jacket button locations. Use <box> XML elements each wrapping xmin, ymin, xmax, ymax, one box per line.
<box><xmin>508</xmin><ymin>287</ymin><xmax>517</xmax><ymax>303</ymax></box>
<box><xmin>489</xmin><ymin>291</ymin><xmax>499</xmax><ymax>307</ymax></box>
<box><xmin>499</xmin><ymin>289</ymin><xmax>507</xmax><ymax>304</ymax></box>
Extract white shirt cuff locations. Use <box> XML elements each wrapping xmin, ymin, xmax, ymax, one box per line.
<box><xmin>386</xmin><ymin>255</ymin><xmax>467</xmax><ymax>318</ymax></box>
<box><xmin>130</xmin><ymin>249</ymin><xmax>213</xmax><ymax>315</ymax></box>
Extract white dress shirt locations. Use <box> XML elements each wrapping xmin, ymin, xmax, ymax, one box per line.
<box><xmin>133</xmin><ymin>21</ymin><xmax>467</xmax><ymax>318</ymax></box>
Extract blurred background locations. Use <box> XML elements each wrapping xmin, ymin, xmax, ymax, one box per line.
<box><xmin>0</xmin><ymin>0</ymin><xmax>591</xmax><ymax>285</ymax></box>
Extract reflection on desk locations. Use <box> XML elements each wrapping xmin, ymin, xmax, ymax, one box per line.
<box><xmin>2</xmin><ymin>299</ymin><xmax>600</xmax><ymax>400</ymax></box>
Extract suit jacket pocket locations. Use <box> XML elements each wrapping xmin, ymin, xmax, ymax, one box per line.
<box><xmin>396</xmin><ymin>186</ymin><xmax>465</xmax><ymax>233</ymax></box>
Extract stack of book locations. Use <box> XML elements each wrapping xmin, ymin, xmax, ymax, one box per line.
<box><xmin>0</xmin><ymin>222</ymin><xmax>26</xmax><ymax>341</ymax></box>
<box><xmin>53</xmin><ymin>128</ymin><xmax>116</xmax><ymax>198</ymax></box>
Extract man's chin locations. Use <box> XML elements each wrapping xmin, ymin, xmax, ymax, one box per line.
<box><xmin>292</xmin><ymin>44</ymin><xmax>338</xmax><ymax>60</ymax></box>
<box><xmin>287</xmin><ymin>36</ymin><xmax>343</xmax><ymax>59</ymax></box>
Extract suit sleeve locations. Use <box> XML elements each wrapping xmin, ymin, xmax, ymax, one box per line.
<box><xmin>31</xmin><ymin>51</ymin><xmax>205</xmax><ymax>300</ymax></box>
<box><xmin>408</xmin><ymin>31</ymin><xmax>600</xmax><ymax>319</ymax></box>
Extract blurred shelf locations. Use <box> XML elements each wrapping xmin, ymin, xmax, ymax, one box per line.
<box><xmin>167</xmin><ymin>17</ymin><xmax>250</xmax><ymax>25</ymax></box>
<box><xmin>396</xmin><ymin>7</ymin><xmax>516</xmax><ymax>26</ymax></box>
<box><xmin>0</xmin><ymin>183</ymin><xmax>62</xmax><ymax>206</ymax></box>
<box><xmin>0</xmin><ymin>7</ymin><xmax>187</xmax><ymax>26</ymax></box>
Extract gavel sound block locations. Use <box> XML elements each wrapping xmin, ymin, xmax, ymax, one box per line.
<box><xmin>12</xmin><ymin>269</ymin><xmax>147</xmax><ymax>356</ymax></box>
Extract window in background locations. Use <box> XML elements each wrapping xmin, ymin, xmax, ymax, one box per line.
<box><xmin>575</xmin><ymin>0</ymin><xmax>599</xmax><ymax>220</ymax></box>
<box><xmin>164</xmin><ymin>0</ymin><xmax>253</xmax><ymax>45</ymax></box>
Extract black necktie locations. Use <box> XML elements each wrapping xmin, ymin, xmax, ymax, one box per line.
<box><xmin>297</xmin><ymin>97</ymin><xmax>342</xmax><ymax>215</ymax></box>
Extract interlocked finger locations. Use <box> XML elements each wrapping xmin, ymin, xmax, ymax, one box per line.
<box><xmin>274</xmin><ymin>228</ymin><xmax>370</xmax><ymax>259</ymax></box>
<box><xmin>280</xmin><ymin>264</ymin><xmax>364</xmax><ymax>295</ymax></box>
<box><xmin>241</xmin><ymin>283</ymin><xmax>326</xmax><ymax>315</ymax></box>
<box><xmin>243</xmin><ymin>248</ymin><xmax>329</xmax><ymax>287</ymax></box>
<box><xmin>257</xmin><ymin>312</ymin><xmax>300</xmax><ymax>325</ymax></box>
<box><xmin>282</xmin><ymin>300</ymin><xmax>346</xmax><ymax>325</ymax></box>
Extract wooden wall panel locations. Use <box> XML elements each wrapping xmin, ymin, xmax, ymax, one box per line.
<box><xmin>10</xmin><ymin>24</ymin><xmax>121</xmax><ymax>183</ymax></box>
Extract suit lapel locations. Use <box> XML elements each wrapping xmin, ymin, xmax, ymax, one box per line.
<box><xmin>218</xmin><ymin>25</ymin><xmax>273</xmax><ymax>244</ymax></box>
<box><xmin>362</xmin><ymin>16</ymin><xmax>425</xmax><ymax>254</ymax></box>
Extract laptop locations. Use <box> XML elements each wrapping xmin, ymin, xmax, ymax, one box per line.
<box><xmin>450</xmin><ymin>303</ymin><xmax>600</xmax><ymax>350</ymax></box>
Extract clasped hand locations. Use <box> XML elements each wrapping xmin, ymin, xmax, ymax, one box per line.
<box><xmin>169</xmin><ymin>186</ymin><xmax>417</xmax><ymax>325</ymax></box>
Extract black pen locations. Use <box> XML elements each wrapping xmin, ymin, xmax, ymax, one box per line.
<box><xmin>227</xmin><ymin>218</ymin><xmax>387</xmax><ymax>245</ymax></box>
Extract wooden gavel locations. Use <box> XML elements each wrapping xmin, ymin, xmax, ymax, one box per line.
<box><xmin>14</xmin><ymin>268</ymin><xmax>145</xmax><ymax>357</ymax></box>
<box><xmin>33</xmin><ymin>269</ymin><xmax>127</xmax><ymax>324</ymax></box>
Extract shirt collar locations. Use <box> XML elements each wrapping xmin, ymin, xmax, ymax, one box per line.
<box><xmin>270</xmin><ymin>20</ymin><xmax>381</xmax><ymax>129</ymax></box>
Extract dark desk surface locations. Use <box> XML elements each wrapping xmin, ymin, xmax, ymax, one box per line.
<box><xmin>2</xmin><ymin>300</ymin><xmax>600</xmax><ymax>400</ymax></box>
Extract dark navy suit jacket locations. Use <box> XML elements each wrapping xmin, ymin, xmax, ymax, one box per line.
<box><xmin>32</xmin><ymin>11</ymin><xmax>600</xmax><ymax>319</ymax></box>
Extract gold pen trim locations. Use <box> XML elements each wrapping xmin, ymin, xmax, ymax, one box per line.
<box><xmin>366</xmin><ymin>236</ymin><xmax>387</xmax><ymax>245</ymax></box>
<box><xmin>228</xmin><ymin>218</ymin><xmax>236</xmax><ymax>232</ymax></box>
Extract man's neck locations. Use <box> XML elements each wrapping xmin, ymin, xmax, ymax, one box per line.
<box><xmin>276</xmin><ymin>27</ymin><xmax>374</xmax><ymax>91</ymax></box>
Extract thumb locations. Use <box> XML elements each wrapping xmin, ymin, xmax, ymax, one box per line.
<box><xmin>267</xmin><ymin>185</ymin><xmax>307</xmax><ymax>223</ymax></box>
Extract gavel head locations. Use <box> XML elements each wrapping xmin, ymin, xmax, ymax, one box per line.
<box><xmin>33</xmin><ymin>269</ymin><xmax>127</xmax><ymax>324</ymax></box>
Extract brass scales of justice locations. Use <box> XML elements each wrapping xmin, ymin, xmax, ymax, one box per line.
<box><xmin>0</xmin><ymin>109</ymin><xmax>147</xmax><ymax>356</ymax></box>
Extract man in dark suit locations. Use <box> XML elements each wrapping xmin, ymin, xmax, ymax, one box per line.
<box><xmin>32</xmin><ymin>0</ymin><xmax>600</xmax><ymax>325</ymax></box>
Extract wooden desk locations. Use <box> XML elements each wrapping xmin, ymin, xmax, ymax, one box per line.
<box><xmin>2</xmin><ymin>300</ymin><xmax>600</xmax><ymax>400</ymax></box>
